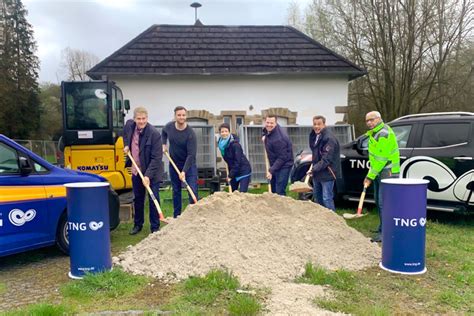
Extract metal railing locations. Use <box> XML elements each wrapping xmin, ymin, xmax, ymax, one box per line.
<box><xmin>238</xmin><ymin>125</ymin><xmax>354</xmax><ymax>183</ymax></box>
<box><xmin>14</xmin><ymin>139</ymin><xmax>60</xmax><ymax>164</ymax></box>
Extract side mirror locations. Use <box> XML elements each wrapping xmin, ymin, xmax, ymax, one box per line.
<box><xmin>19</xmin><ymin>156</ymin><xmax>33</xmax><ymax>175</ymax></box>
<box><xmin>356</xmin><ymin>137</ymin><xmax>369</xmax><ymax>155</ymax></box>
<box><xmin>124</xmin><ymin>100</ymin><xmax>130</xmax><ymax>112</ymax></box>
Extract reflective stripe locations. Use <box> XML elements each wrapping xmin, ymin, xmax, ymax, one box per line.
<box><xmin>369</xmin><ymin>152</ymin><xmax>388</xmax><ymax>161</ymax></box>
<box><xmin>0</xmin><ymin>185</ymin><xmax>66</xmax><ymax>203</ymax></box>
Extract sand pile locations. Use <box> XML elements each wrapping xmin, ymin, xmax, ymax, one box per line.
<box><xmin>116</xmin><ymin>192</ymin><xmax>380</xmax><ymax>286</ymax></box>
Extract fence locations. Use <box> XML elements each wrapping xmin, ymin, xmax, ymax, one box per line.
<box><xmin>238</xmin><ymin>125</ymin><xmax>354</xmax><ymax>183</ymax></box>
<box><xmin>13</xmin><ymin>139</ymin><xmax>60</xmax><ymax>164</ymax></box>
<box><xmin>156</xmin><ymin>125</ymin><xmax>217</xmax><ymax>181</ymax></box>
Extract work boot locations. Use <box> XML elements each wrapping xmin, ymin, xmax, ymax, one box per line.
<box><xmin>129</xmin><ymin>226</ymin><xmax>142</xmax><ymax>235</ymax></box>
<box><xmin>370</xmin><ymin>234</ymin><xmax>382</xmax><ymax>243</ymax></box>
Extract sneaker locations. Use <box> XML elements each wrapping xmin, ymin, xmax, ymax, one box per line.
<box><xmin>370</xmin><ymin>234</ymin><xmax>382</xmax><ymax>243</ymax></box>
<box><xmin>129</xmin><ymin>226</ymin><xmax>142</xmax><ymax>235</ymax></box>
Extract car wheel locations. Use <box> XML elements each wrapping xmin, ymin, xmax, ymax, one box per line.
<box><xmin>56</xmin><ymin>212</ymin><xmax>69</xmax><ymax>255</ymax></box>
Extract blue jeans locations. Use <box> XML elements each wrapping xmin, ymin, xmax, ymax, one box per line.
<box><xmin>313</xmin><ymin>180</ymin><xmax>335</xmax><ymax>211</ymax></box>
<box><xmin>132</xmin><ymin>174</ymin><xmax>160</xmax><ymax>231</ymax></box>
<box><xmin>270</xmin><ymin>167</ymin><xmax>291</xmax><ymax>196</ymax></box>
<box><xmin>230</xmin><ymin>175</ymin><xmax>251</xmax><ymax>192</ymax></box>
<box><xmin>170</xmin><ymin>163</ymin><xmax>198</xmax><ymax>218</ymax></box>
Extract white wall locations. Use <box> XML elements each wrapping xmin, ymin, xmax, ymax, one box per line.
<box><xmin>111</xmin><ymin>75</ymin><xmax>349</xmax><ymax>125</ymax></box>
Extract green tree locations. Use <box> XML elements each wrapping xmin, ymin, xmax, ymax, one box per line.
<box><xmin>289</xmin><ymin>0</ymin><xmax>473</xmax><ymax>133</ymax></box>
<box><xmin>0</xmin><ymin>0</ymin><xmax>40</xmax><ymax>139</ymax></box>
<box><xmin>38</xmin><ymin>82</ymin><xmax>61</xmax><ymax>140</ymax></box>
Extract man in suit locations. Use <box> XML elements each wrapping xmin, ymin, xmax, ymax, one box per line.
<box><xmin>123</xmin><ymin>107</ymin><xmax>163</xmax><ymax>235</ymax></box>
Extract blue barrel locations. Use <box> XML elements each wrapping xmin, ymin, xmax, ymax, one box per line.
<box><xmin>380</xmin><ymin>178</ymin><xmax>429</xmax><ymax>274</ymax></box>
<box><xmin>64</xmin><ymin>182</ymin><xmax>111</xmax><ymax>279</ymax></box>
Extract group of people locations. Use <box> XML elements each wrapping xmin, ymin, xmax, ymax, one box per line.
<box><xmin>124</xmin><ymin>106</ymin><xmax>399</xmax><ymax>243</ymax></box>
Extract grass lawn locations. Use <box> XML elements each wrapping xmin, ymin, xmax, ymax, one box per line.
<box><xmin>5</xmin><ymin>185</ymin><xmax>473</xmax><ymax>315</ymax></box>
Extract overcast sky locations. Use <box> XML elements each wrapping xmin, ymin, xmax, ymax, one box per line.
<box><xmin>23</xmin><ymin>0</ymin><xmax>312</xmax><ymax>83</ymax></box>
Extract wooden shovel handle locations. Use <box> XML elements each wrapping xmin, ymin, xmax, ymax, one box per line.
<box><xmin>164</xmin><ymin>150</ymin><xmax>198</xmax><ymax>204</ymax></box>
<box><xmin>225</xmin><ymin>163</ymin><xmax>232</xmax><ymax>193</ymax></box>
<box><xmin>356</xmin><ymin>185</ymin><xmax>368</xmax><ymax>216</ymax></box>
<box><xmin>127</xmin><ymin>152</ymin><xmax>166</xmax><ymax>222</ymax></box>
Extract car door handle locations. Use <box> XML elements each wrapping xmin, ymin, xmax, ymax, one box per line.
<box><xmin>454</xmin><ymin>157</ymin><xmax>473</xmax><ymax>161</ymax></box>
<box><xmin>400</xmin><ymin>156</ymin><xmax>407</xmax><ymax>159</ymax></box>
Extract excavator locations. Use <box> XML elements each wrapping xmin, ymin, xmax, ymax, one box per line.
<box><xmin>60</xmin><ymin>80</ymin><xmax>132</xmax><ymax>193</ymax></box>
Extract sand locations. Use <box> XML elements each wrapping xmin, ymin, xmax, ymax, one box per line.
<box><xmin>115</xmin><ymin>192</ymin><xmax>380</xmax><ymax>315</ymax></box>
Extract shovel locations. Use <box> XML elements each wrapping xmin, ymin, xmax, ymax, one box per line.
<box><xmin>127</xmin><ymin>152</ymin><xmax>167</xmax><ymax>223</ymax></box>
<box><xmin>225</xmin><ymin>163</ymin><xmax>232</xmax><ymax>193</ymax></box>
<box><xmin>290</xmin><ymin>164</ymin><xmax>313</xmax><ymax>193</ymax></box>
<box><xmin>263</xmin><ymin>146</ymin><xmax>272</xmax><ymax>193</ymax></box>
<box><xmin>164</xmin><ymin>150</ymin><xmax>198</xmax><ymax>204</ymax></box>
<box><xmin>343</xmin><ymin>184</ymin><xmax>369</xmax><ymax>219</ymax></box>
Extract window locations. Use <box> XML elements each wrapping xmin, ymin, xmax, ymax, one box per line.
<box><xmin>112</xmin><ymin>88</ymin><xmax>124</xmax><ymax>129</ymax></box>
<box><xmin>65</xmin><ymin>82</ymin><xmax>109</xmax><ymax>130</ymax></box>
<box><xmin>421</xmin><ymin>123</ymin><xmax>470</xmax><ymax>148</ymax></box>
<box><xmin>277</xmin><ymin>117</ymin><xmax>288</xmax><ymax>126</ymax></box>
<box><xmin>187</xmin><ymin>118</ymin><xmax>208</xmax><ymax>126</ymax></box>
<box><xmin>0</xmin><ymin>143</ymin><xmax>19</xmax><ymax>174</ymax></box>
<box><xmin>236</xmin><ymin>116</ymin><xmax>244</xmax><ymax>133</ymax></box>
<box><xmin>223</xmin><ymin>116</ymin><xmax>232</xmax><ymax>131</ymax></box>
<box><xmin>392</xmin><ymin>125</ymin><xmax>412</xmax><ymax>148</ymax></box>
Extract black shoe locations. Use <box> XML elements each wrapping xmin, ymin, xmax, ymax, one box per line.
<box><xmin>370</xmin><ymin>234</ymin><xmax>382</xmax><ymax>243</ymax></box>
<box><xmin>150</xmin><ymin>227</ymin><xmax>160</xmax><ymax>234</ymax></box>
<box><xmin>129</xmin><ymin>226</ymin><xmax>142</xmax><ymax>235</ymax></box>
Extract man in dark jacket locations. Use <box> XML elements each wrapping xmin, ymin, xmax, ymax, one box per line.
<box><xmin>262</xmin><ymin>115</ymin><xmax>294</xmax><ymax>195</ymax></box>
<box><xmin>123</xmin><ymin>107</ymin><xmax>163</xmax><ymax>235</ymax></box>
<box><xmin>218</xmin><ymin>123</ymin><xmax>252</xmax><ymax>192</ymax></box>
<box><xmin>309</xmin><ymin>115</ymin><xmax>341</xmax><ymax>211</ymax></box>
<box><xmin>162</xmin><ymin>106</ymin><xmax>198</xmax><ymax>218</ymax></box>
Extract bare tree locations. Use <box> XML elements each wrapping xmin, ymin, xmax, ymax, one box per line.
<box><xmin>291</xmin><ymin>0</ymin><xmax>474</xmax><ymax>124</ymax></box>
<box><xmin>60</xmin><ymin>47</ymin><xmax>99</xmax><ymax>81</ymax></box>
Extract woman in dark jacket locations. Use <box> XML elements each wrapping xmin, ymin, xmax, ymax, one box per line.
<box><xmin>217</xmin><ymin>123</ymin><xmax>252</xmax><ymax>192</ymax></box>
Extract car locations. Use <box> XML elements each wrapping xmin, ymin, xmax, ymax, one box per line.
<box><xmin>290</xmin><ymin>112</ymin><xmax>474</xmax><ymax>213</ymax></box>
<box><xmin>0</xmin><ymin>134</ymin><xmax>120</xmax><ymax>257</ymax></box>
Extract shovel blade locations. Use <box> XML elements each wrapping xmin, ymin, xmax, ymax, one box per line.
<box><xmin>342</xmin><ymin>213</ymin><xmax>368</xmax><ymax>220</ymax></box>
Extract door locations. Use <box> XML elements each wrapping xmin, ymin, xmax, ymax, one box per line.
<box><xmin>402</xmin><ymin>121</ymin><xmax>473</xmax><ymax>206</ymax></box>
<box><xmin>0</xmin><ymin>142</ymin><xmax>51</xmax><ymax>256</ymax></box>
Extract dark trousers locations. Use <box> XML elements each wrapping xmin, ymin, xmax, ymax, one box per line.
<box><xmin>132</xmin><ymin>174</ymin><xmax>160</xmax><ymax>231</ymax></box>
<box><xmin>169</xmin><ymin>163</ymin><xmax>198</xmax><ymax>218</ymax></box>
<box><xmin>230</xmin><ymin>175</ymin><xmax>251</xmax><ymax>192</ymax></box>
<box><xmin>373</xmin><ymin>170</ymin><xmax>398</xmax><ymax>233</ymax></box>
<box><xmin>270</xmin><ymin>166</ymin><xmax>292</xmax><ymax>196</ymax></box>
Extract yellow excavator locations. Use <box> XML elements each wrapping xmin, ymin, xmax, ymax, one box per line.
<box><xmin>60</xmin><ymin>80</ymin><xmax>132</xmax><ymax>192</ymax></box>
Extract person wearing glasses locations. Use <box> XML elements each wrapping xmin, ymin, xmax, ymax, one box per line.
<box><xmin>363</xmin><ymin>111</ymin><xmax>400</xmax><ymax>243</ymax></box>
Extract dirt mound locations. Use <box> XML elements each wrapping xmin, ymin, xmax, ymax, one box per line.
<box><xmin>115</xmin><ymin>192</ymin><xmax>379</xmax><ymax>286</ymax></box>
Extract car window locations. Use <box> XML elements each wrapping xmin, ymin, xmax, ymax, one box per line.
<box><xmin>34</xmin><ymin>162</ymin><xmax>48</xmax><ymax>173</ymax></box>
<box><xmin>0</xmin><ymin>143</ymin><xmax>20</xmax><ymax>174</ymax></box>
<box><xmin>420</xmin><ymin>123</ymin><xmax>470</xmax><ymax>148</ymax></box>
<box><xmin>392</xmin><ymin>125</ymin><xmax>412</xmax><ymax>148</ymax></box>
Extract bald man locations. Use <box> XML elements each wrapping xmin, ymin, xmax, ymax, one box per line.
<box><xmin>363</xmin><ymin>111</ymin><xmax>400</xmax><ymax>242</ymax></box>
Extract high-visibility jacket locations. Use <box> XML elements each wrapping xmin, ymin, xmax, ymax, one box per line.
<box><xmin>366</xmin><ymin>122</ymin><xmax>400</xmax><ymax>180</ymax></box>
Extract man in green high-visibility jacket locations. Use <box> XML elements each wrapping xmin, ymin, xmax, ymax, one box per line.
<box><xmin>363</xmin><ymin>111</ymin><xmax>400</xmax><ymax>243</ymax></box>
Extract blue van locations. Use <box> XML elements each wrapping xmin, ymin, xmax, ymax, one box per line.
<box><xmin>0</xmin><ymin>134</ymin><xmax>120</xmax><ymax>257</ymax></box>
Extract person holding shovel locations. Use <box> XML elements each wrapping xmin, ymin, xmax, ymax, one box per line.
<box><xmin>162</xmin><ymin>106</ymin><xmax>198</xmax><ymax>218</ymax></box>
<box><xmin>218</xmin><ymin>123</ymin><xmax>252</xmax><ymax>192</ymax></box>
<box><xmin>309</xmin><ymin>115</ymin><xmax>341</xmax><ymax>211</ymax></box>
<box><xmin>123</xmin><ymin>107</ymin><xmax>163</xmax><ymax>235</ymax></box>
<box><xmin>364</xmin><ymin>111</ymin><xmax>400</xmax><ymax>243</ymax></box>
<box><xmin>262</xmin><ymin>115</ymin><xmax>294</xmax><ymax>196</ymax></box>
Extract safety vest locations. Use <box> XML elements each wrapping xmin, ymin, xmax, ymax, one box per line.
<box><xmin>366</xmin><ymin>122</ymin><xmax>400</xmax><ymax>180</ymax></box>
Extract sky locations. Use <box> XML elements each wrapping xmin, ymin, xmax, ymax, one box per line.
<box><xmin>22</xmin><ymin>0</ymin><xmax>312</xmax><ymax>83</ymax></box>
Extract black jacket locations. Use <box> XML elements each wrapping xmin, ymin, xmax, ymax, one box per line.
<box><xmin>263</xmin><ymin>124</ymin><xmax>294</xmax><ymax>174</ymax></box>
<box><xmin>124</xmin><ymin>120</ymin><xmax>163</xmax><ymax>183</ymax></box>
<box><xmin>220</xmin><ymin>134</ymin><xmax>252</xmax><ymax>179</ymax></box>
<box><xmin>309</xmin><ymin>128</ymin><xmax>341</xmax><ymax>182</ymax></box>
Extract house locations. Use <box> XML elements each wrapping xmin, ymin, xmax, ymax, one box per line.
<box><xmin>87</xmin><ymin>22</ymin><xmax>365</xmax><ymax>126</ymax></box>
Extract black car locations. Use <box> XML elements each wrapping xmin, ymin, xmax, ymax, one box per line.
<box><xmin>290</xmin><ymin>112</ymin><xmax>474</xmax><ymax>213</ymax></box>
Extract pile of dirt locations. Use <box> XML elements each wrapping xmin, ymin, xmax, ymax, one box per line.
<box><xmin>116</xmin><ymin>192</ymin><xmax>379</xmax><ymax>285</ymax></box>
